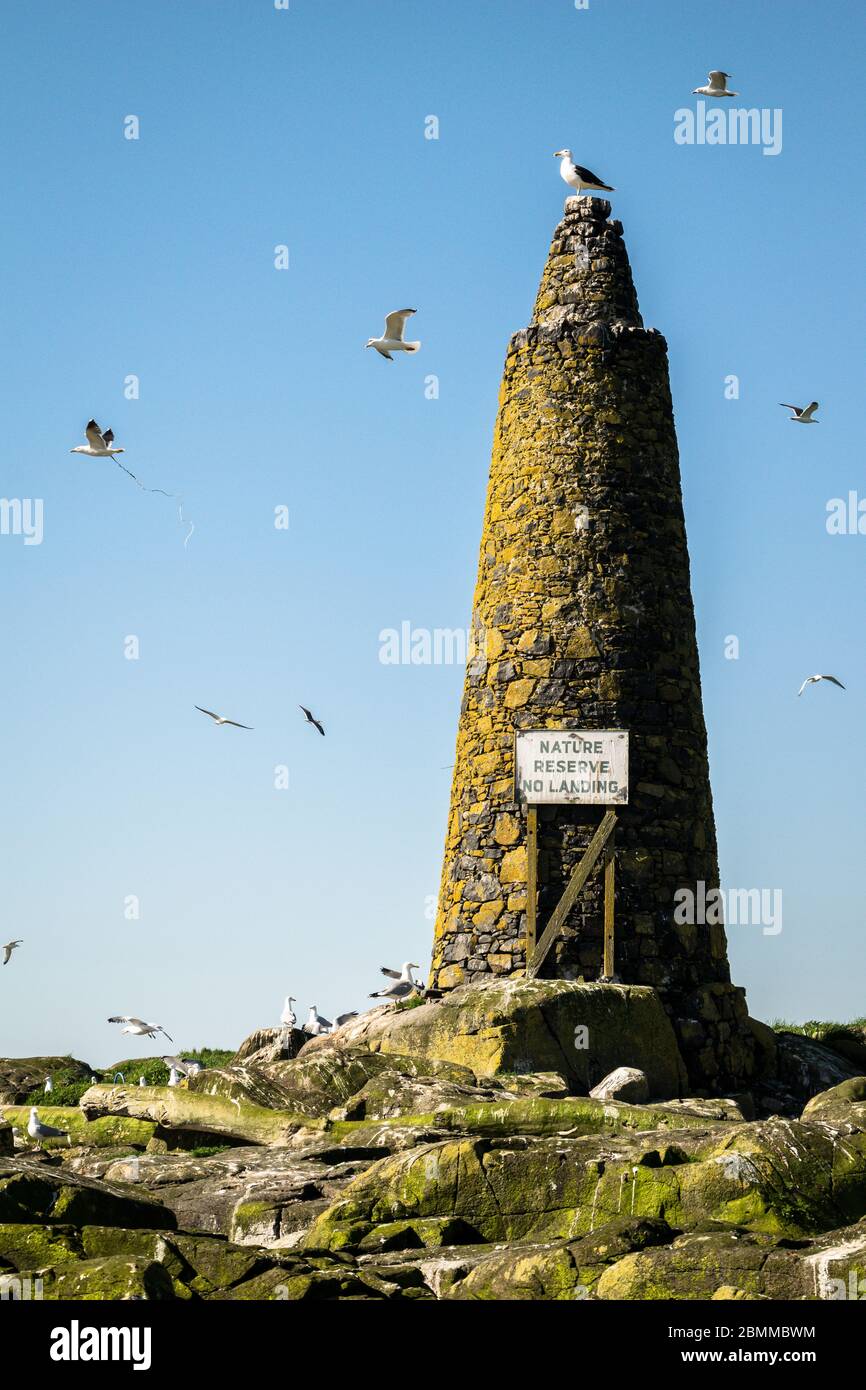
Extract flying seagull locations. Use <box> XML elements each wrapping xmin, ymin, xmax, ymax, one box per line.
<box><xmin>780</xmin><ymin>401</ymin><xmax>819</xmax><ymax>424</ymax></box>
<box><xmin>195</xmin><ymin>706</ymin><xmax>253</xmax><ymax>729</ymax></box>
<box><xmin>554</xmin><ymin>150</ymin><xmax>614</xmax><ymax>195</ymax></box>
<box><xmin>28</xmin><ymin>1107</ymin><xmax>68</xmax><ymax>1149</ymax></box>
<box><xmin>299</xmin><ymin>705</ymin><xmax>325</xmax><ymax>736</ymax></box>
<box><xmin>370</xmin><ymin>961</ymin><xmax>423</xmax><ymax>1001</ymax></box>
<box><xmin>693</xmin><ymin>71</ymin><xmax>739</xmax><ymax>98</ymax></box>
<box><xmin>365</xmin><ymin>309</ymin><xmax>421</xmax><ymax>361</ymax></box>
<box><xmin>303</xmin><ymin>1005</ymin><xmax>332</xmax><ymax>1035</ymax></box>
<box><xmin>69</xmin><ymin>420</ymin><xmax>194</xmax><ymax>545</ymax></box>
<box><xmin>160</xmin><ymin>1056</ymin><xmax>202</xmax><ymax>1078</ymax></box>
<box><xmin>2</xmin><ymin>940</ymin><xmax>22</xmax><ymax>965</ymax></box>
<box><xmin>71</xmin><ymin>419</ymin><xmax>126</xmax><ymax>460</ymax></box>
<box><xmin>108</xmin><ymin>1016</ymin><xmax>174</xmax><ymax>1042</ymax></box>
<box><xmin>280</xmin><ymin>995</ymin><xmax>297</xmax><ymax>1028</ymax></box>
<box><xmin>797</xmin><ymin>675</ymin><xmax>845</xmax><ymax>697</ymax></box>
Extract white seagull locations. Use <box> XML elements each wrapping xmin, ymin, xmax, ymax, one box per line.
<box><xmin>28</xmin><ymin>1107</ymin><xmax>68</xmax><ymax>1149</ymax></box>
<box><xmin>299</xmin><ymin>705</ymin><xmax>325</xmax><ymax>736</ymax></box>
<box><xmin>2</xmin><ymin>940</ymin><xmax>22</xmax><ymax>965</ymax></box>
<box><xmin>161</xmin><ymin>1056</ymin><xmax>202</xmax><ymax>1078</ymax></box>
<box><xmin>365</xmin><ymin>309</ymin><xmax>421</xmax><ymax>361</ymax></box>
<box><xmin>195</xmin><ymin>706</ymin><xmax>254</xmax><ymax>730</ymax></box>
<box><xmin>280</xmin><ymin>996</ymin><xmax>297</xmax><ymax>1028</ymax></box>
<box><xmin>797</xmin><ymin>675</ymin><xmax>845</xmax><ymax>697</ymax></box>
<box><xmin>303</xmin><ymin>1005</ymin><xmax>332</xmax><ymax>1036</ymax></box>
<box><xmin>108</xmin><ymin>1016</ymin><xmax>174</xmax><ymax>1042</ymax></box>
<box><xmin>70</xmin><ymin>419</ymin><xmax>125</xmax><ymax>460</ymax></box>
<box><xmin>780</xmin><ymin>401</ymin><xmax>819</xmax><ymax>424</ymax></box>
<box><xmin>553</xmin><ymin>150</ymin><xmax>614</xmax><ymax>196</ymax></box>
<box><xmin>693</xmin><ymin>71</ymin><xmax>739</xmax><ymax>98</ymax></box>
<box><xmin>370</xmin><ymin>961</ymin><xmax>423</xmax><ymax>1001</ymax></box>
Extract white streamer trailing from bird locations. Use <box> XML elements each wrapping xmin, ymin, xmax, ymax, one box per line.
<box><xmin>70</xmin><ymin>420</ymin><xmax>195</xmax><ymax>547</ymax></box>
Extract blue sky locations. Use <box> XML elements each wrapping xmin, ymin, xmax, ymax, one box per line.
<box><xmin>1</xmin><ymin>0</ymin><xmax>864</xmax><ymax>1065</ymax></box>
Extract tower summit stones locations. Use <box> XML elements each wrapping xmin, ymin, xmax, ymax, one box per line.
<box><xmin>431</xmin><ymin>195</ymin><xmax>756</xmax><ymax>1092</ymax></box>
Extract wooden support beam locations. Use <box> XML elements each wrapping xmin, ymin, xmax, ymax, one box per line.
<box><xmin>525</xmin><ymin>806</ymin><xmax>538</xmax><ymax>960</ymax></box>
<box><xmin>526</xmin><ymin>808</ymin><xmax>618</xmax><ymax>978</ymax></box>
<box><xmin>603</xmin><ymin>834</ymin><xmax>616</xmax><ymax>978</ymax></box>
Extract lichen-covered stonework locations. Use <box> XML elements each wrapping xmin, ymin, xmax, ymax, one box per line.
<box><xmin>430</xmin><ymin>196</ymin><xmax>755</xmax><ymax>1091</ymax></box>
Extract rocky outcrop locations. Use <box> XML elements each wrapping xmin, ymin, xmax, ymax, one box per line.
<box><xmin>0</xmin><ymin>1056</ymin><xmax>92</xmax><ymax>1105</ymax></box>
<box><xmin>2</xmin><ymin>1011</ymin><xmax>866</xmax><ymax>1300</ymax></box>
<box><xmin>299</xmin><ymin>978</ymin><xmax>688</xmax><ymax>1099</ymax></box>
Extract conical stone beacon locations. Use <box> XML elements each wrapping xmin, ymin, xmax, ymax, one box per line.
<box><xmin>431</xmin><ymin>195</ymin><xmax>756</xmax><ymax>1092</ymax></box>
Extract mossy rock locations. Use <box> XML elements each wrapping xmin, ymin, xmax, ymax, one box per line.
<box><xmin>0</xmin><ymin>1156</ymin><xmax>175</xmax><ymax>1230</ymax></box>
<box><xmin>802</xmin><ymin>1076</ymin><xmax>866</xmax><ymax>1122</ymax></box>
<box><xmin>300</xmin><ymin>978</ymin><xmax>687</xmax><ymax>1099</ymax></box>
<box><xmin>79</xmin><ymin>1083</ymin><xmax>318</xmax><ymax>1146</ymax></box>
<box><xmin>305</xmin><ymin>1113</ymin><xmax>866</xmax><ymax>1253</ymax></box>
<box><xmin>445</xmin><ymin>1217</ymin><xmax>672</xmax><ymax>1300</ymax></box>
<box><xmin>0</xmin><ymin>1056</ymin><xmax>92</xmax><ymax>1106</ymax></box>
<box><xmin>0</xmin><ymin>1222</ymin><xmax>83</xmax><ymax>1270</ymax></box>
<box><xmin>22</xmin><ymin>1253</ymin><xmax>176</xmax><ymax>1300</ymax></box>
<box><xmin>2</xmin><ymin>1106</ymin><xmax>155</xmax><ymax>1150</ymax></box>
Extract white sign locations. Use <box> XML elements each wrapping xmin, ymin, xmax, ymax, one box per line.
<box><xmin>515</xmin><ymin>729</ymin><xmax>628</xmax><ymax>805</ymax></box>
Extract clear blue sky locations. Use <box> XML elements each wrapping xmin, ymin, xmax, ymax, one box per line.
<box><xmin>1</xmin><ymin>0</ymin><xmax>863</xmax><ymax>1066</ymax></box>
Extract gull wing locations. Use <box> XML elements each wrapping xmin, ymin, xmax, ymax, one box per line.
<box><xmin>380</xmin><ymin>967</ymin><xmax>402</xmax><ymax>979</ymax></box>
<box><xmin>572</xmin><ymin>165</ymin><xmax>608</xmax><ymax>185</ymax></box>
<box><xmin>708</xmin><ymin>71</ymin><xmax>731</xmax><ymax>87</ymax></box>
<box><xmin>195</xmin><ymin>706</ymin><xmax>220</xmax><ymax>721</ymax></box>
<box><xmin>85</xmin><ymin>420</ymin><xmax>106</xmax><ymax>449</ymax></box>
<box><xmin>384</xmin><ymin>309</ymin><xmax>416</xmax><ymax>341</ymax></box>
<box><xmin>222</xmin><ymin>719</ymin><xmax>254</xmax><ymax>730</ymax></box>
<box><xmin>799</xmin><ymin>402</ymin><xmax>819</xmax><ymax>421</ymax></box>
<box><xmin>108</xmin><ymin>1015</ymin><xmax>135</xmax><ymax>1024</ymax></box>
<box><xmin>820</xmin><ymin>675</ymin><xmax>845</xmax><ymax>689</ymax></box>
<box><xmin>153</xmin><ymin>1024</ymin><xmax>174</xmax><ymax>1042</ymax></box>
<box><xmin>102</xmin><ymin>428</ymin><xmax>115</xmax><ymax>446</ymax></box>
<box><xmin>797</xmin><ymin>679</ymin><xmax>811</xmax><ymax>696</ymax></box>
<box><xmin>779</xmin><ymin>403</ymin><xmax>801</xmax><ymax>414</ymax></box>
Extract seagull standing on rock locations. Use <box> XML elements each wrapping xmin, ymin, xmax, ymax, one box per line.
<box><xmin>303</xmin><ymin>1006</ymin><xmax>332</xmax><ymax>1036</ymax></box>
<box><xmin>553</xmin><ymin>150</ymin><xmax>614</xmax><ymax>196</ymax></box>
<box><xmin>693</xmin><ymin>71</ymin><xmax>738</xmax><ymax>98</ymax></box>
<box><xmin>365</xmin><ymin>310</ymin><xmax>421</xmax><ymax>361</ymax></box>
<box><xmin>280</xmin><ymin>996</ymin><xmax>297</xmax><ymax>1029</ymax></box>
<box><xmin>2</xmin><ymin>940</ymin><xmax>22</xmax><ymax>965</ymax></box>
<box><xmin>370</xmin><ymin>962</ymin><xmax>423</xmax><ymax>1002</ymax></box>
<box><xmin>28</xmin><ymin>1107</ymin><xmax>68</xmax><ymax>1150</ymax></box>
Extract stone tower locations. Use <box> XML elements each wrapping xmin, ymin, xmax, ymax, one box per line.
<box><xmin>431</xmin><ymin>196</ymin><xmax>756</xmax><ymax>1092</ymax></box>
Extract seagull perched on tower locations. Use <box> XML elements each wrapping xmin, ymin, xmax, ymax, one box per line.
<box><xmin>693</xmin><ymin>71</ymin><xmax>739</xmax><ymax>98</ymax></box>
<box><xmin>365</xmin><ymin>309</ymin><xmax>421</xmax><ymax>361</ymax></box>
<box><xmin>780</xmin><ymin>401</ymin><xmax>819</xmax><ymax>424</ymax></box>
<box><xmin>554</xmin><ymin>150</ymin><xmax>614</xmax><ymax>196</ymax></box>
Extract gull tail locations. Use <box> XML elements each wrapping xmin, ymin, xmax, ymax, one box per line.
<box><xmin>405</xmin><ymin>341</ymin><xmax>421</xmax><ymax>353</ymax></box>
